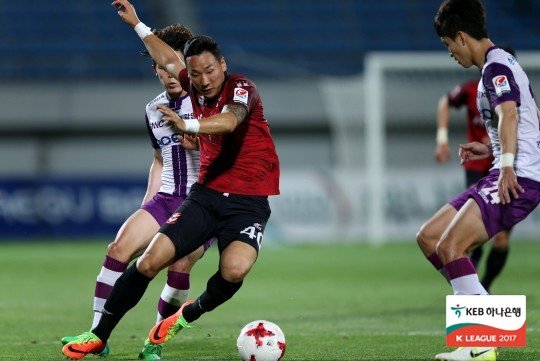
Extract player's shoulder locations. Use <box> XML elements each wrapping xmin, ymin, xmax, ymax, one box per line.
<box><xmin>146</xmin><ymin>91</ymin><xmax>168</xmax><ymax>110</ymax></box>
<box><xmin>484</xmin><ymin>47</ymin><xmax>518</xmax><ymax>71</ymax></box>
<box><xmin>227</xmin><ymin>73</ymin><xmax>256</xmax><ymax>87</ymax></box>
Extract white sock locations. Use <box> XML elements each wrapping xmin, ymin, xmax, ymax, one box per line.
<box><xmin>450</xmin><ymin>274</ymin><xmax>489</xmax><ymax>295</ymax></box>
<box><xmin>91</xmin><ymin>256</ymin><xmax>127</xmax><ymax>329</ymax></box>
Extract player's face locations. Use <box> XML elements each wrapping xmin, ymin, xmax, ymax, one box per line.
<box><xmin>186</xmin><ymin>51</ymin><xmax>227</xmax><ymax>99</ymax></box>
<box><xmin>155</xmin><ymin>50</ymin><xmax>183</xmax><ymax>97</ymax></box>
<box><xmin>441</xmin><ymin>34</ymin><xmax>473</xmax><ymax>68</ymax></box>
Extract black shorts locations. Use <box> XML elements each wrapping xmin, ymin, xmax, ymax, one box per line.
<box><xmin>465</xmin><ymin>169</ymin><xmax>490</xmax><ymax>188</ymax></box>
<box><xmin>159</xmin><ymin>183</ymin><xmax>271</xmax><ymax>261</ymax></box>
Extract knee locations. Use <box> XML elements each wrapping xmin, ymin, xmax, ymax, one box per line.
<box><xmin>107</xmin><ymin>239</ymin><xmax>131</xmax><ymax>263</ymax></box>
<box><xmin>169</xmin><ymin>256</ymin><xmax>193</xmax><ymax>274</ymax></box>
<box><xmin>220</xmin><ymin>261</ymin><xmax>252</xmax><ymax>283</ymax></box>
<box><xmin>435</xmin><ymin>235</ymin><xmax>458</xmax><ymax>265</ymax></box>
<box><xmin>136</xmin><ymin>255</ymin><xmax>161</xmax><ymax>278</ymax></box>
<box><xmin>170</xmin><ymin>247</ymin><xmax>205</xmax><ymax>274</ymax></box>
<box><xmin>416</xmin><ymin>224</ymin><xmax>437</xmax><ymax>254</ymax></box>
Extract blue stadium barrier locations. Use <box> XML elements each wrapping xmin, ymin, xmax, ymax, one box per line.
<box><xmin>0</xmin><ymin>178</ymin><xmax>146</xmax><ymax>239</ymax></box>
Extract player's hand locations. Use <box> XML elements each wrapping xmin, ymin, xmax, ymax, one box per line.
<box><xmin>157</xmin><ymin>104</ymin><xmax>186</xmax><ymax>131</ymax></box>
<box><xmin>498</xmin><ymin>167</ymin><xmax>524</xmax><ymax>205</ymax></box>
<box><xmin>112</xmin><ymin>0</ymin><xmax>140</xmax><ymax>28</ymax></box>
<box><xmin>435</xmin><ymin>143</ymin><xmax>451</xmax><ymax>163</ymax></box>
<box><xmin>458</xmin><ymin>142</ymin><xmax>490</xmax><ymax>164</ymax></box>
<box><xmin>179</xmin><ymin>133</ymin><xmax>199</xmax><ymax>150</ymax></box>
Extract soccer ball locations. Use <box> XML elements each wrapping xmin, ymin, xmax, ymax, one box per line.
<box><xmin>237</xmin><ymin>320</ymin><xmax>286</xmax><ymax>361</ymax></box>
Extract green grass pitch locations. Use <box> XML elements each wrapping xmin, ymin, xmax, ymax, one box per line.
<box><xmin>1</xmin><ymin>240</ymin><xmax>539</xmax><ymax>360</ymax></box>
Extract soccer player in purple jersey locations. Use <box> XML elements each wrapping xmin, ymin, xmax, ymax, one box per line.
<box><xmin>62</xmin><ymin>24</ymin><xmax>213</xmax><ymax>361</ymax></box>
<box><xmin>434</xmin><ymin>47</ymin><xmax>518</xmax><ymax>294</ymax></box>
<box><xmin>417</xmin><ymin>0</ymin><xmax>540</xmax><ymax>360</ymax></box>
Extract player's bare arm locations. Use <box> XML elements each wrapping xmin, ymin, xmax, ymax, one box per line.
<box><xmin>435</xmin><ymin>95</ymin><xmax>451</xmax><ymax>163</ymax></box>
<box><xmin>142</xmin><ymin>149</ymin><xmax>163</xmax><ymax>204</ymax></box>
<box><xmin>112</xmin><ymin>0</ymin><xmax>185</xmax><ymax>79</ymax></box>
<box><xmin>496</xmin><ymin>100</ymin><xmax>524</xmax><ymax>204</ymax></box>
<box><xmin>157</xmin><ymin>103</ymin><xmax>247</xmax><ymax>135</ymax></box>
<box><xmin>222</xmin><ymin>104</ymin><xmax>248</xmax><ymax>126</ymax></box>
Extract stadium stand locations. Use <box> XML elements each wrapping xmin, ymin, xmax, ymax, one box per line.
<box><xmin>0</xmin><ymin>0</ymin><xmax>538</xmax><ymax>79</ymax></box>
<box><xmin>0</xmin><ymin>0</ymin><xmax>156</xmax><ymax>80</ymax></box>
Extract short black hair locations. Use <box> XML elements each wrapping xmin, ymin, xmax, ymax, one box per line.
<box><xmin>183</xmin><ymin>35</ymin><xmax>223</xmax><ymax>60</ymax></box>
<box><xmin>434</xmin><ymin>0</ymin><xmax>488</xmax><ymax>40</ymax></box>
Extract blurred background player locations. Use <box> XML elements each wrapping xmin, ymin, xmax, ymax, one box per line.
<box><xmin>434</xmin><ymin>46</ymin><xmax>516</xmax><ymax>293</ymax></box>
<box><xmin>61</xmin><ymin>0</ymin><xmax>280</xmax><ymax>359</ymax></box>
<box><xmin>62</xmin><ymin>24</ymin><xmax>212</xmax><ymax>361</ymax></box>
<box><xmin>418</xmin><ymin>0</ymin><xmax>540</xmax><ymax>359</ymax></box>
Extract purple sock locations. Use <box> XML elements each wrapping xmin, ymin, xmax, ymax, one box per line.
<box><xmin>444</xmin><ymin>257</ymin><xmax>477</xmax><ymax>281</ymax></box>
<box><xmin>427</xmin><ymin>252</ymin><xmax>444</xmax><ymax>271</ymax></box>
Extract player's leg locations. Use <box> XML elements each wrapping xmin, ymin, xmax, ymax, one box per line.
<box><xmin>416</xmin><ymin>204</ymin><xmax>457</xmax><ymax>279</ymax></box>
<box><xmin>465</xmin><ymin>170</ymin><xmax>487</xmax><ymax>270</ymax></box>
<box><xmin>469</xmin><ymin>246</ymin><xmax>483</xmax><ymax>269</ymax></box>
<box><xmin>434</xmin><ymin>173</ymin><xmax>540</xmax><ymax>360</ymax></box>
<box><xmin>62</xmin><ymin>233</ymin><xmax>176</xmax><ymax>360</ymax></box>
<box><xmin>182</xmin><ymin>240</ymin><xmax>257</xmax><ymax>322</ymax></box>
<box><xmin>481</xmin><ymin>229</ymin><xmax>510</xmax><ymax>293</ymax></box>
<box><xmin>149</xmin><ymin>240</ymin><xmax>258</xmax><ymax>345</ymax></box>
<box><xmin>432</xmin><ymin>200</ymin><xmax>497</xmax><ymax>360</ymax></box>
<box><xmin>149</xmin><ymin>192</ymin><xmax>269</xmax><ymax>345</ymax></box>
<box><xmin>93</xmin><ymin>209</ymin><xmax>160</xmax><ymax>328</ymax></box>
<box><xmin>436</xmin><ymin>198</ymin><xmax>489</xmax><ymax>295</ymax></box>
<box><xmin>61</xmin><ymin>208</ymin><xmax>160</xmax><ymax>358</ymax></box>
<box><xmin>155</xmin><ymin>245</ymin><xmax>206</xmax><ymax>323</ymax></box>
<box><xmin>139</xmin><ymin>239</ymin><xmax>214</xmax><ymax>360</ymax></box>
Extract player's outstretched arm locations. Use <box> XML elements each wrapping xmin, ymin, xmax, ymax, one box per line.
<box><xmin>112</xmin><ymin>0</ymin><xmax>185</xmax><ymax>80</ymax></box>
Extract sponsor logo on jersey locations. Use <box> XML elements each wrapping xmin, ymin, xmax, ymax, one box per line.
<box><xmin>157</xmin><ymin>133</ymin><xmax>181</xmax><ymax>147</ymax></box>
<box><xmin>233</xmin><ymin>87</ymin><xmax>249</xmax><ymax>105</ymax></box>
<box><xmin>492</xmin><ymin>75</ymin><xmax>511</xmax><ymax>97</ymax></box>
<box><xmin>166</xmin><ymin>212</ymin><xmax>182</xmax><ymax>224</ymax></box>
<box><xmin>150</xmin><ymin>119</ymin><xmax>167</xmax><ymax>129</ymax></box>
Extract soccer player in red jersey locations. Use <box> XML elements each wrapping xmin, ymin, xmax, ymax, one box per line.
<box><xmin>61</xmin><ymin>24</ymin><xmax>215</xmax><ymax>361</ymax></box>
<box><xmin>62</xmin><ymin>0</ymin><xmax>280</xmax><ymax>358</ymax></box>
<box><xmin>434</xmin><ymin>46</ymin><xmax>516</xmax><ymax>293</ymax></box>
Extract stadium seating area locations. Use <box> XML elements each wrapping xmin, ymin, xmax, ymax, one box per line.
<box><xmin>0</xmin><ymin>0</ymin><xmax>538</xmax><ymax>79</ymax></box>
<box><xmin>0</xmin><ymin>0</ymin><xmax>156</xmax><ymax>80</ymax></box>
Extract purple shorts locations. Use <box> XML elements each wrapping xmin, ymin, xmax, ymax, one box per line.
<box><xmin>141</xmin><ymin>192</ymin><xmax>214</xmax><ymax>251</ymax></box>
<box><xmin>449</xmin><ymin>170</ymin><xmax>540</xmax><ymax>238</ymax></box>
<box><xmin>141</xmin><ymin>192</ymin><xmax>186</xmax><ymax>226</ymax></box>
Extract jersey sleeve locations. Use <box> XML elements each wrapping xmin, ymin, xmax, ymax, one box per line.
<box><xmin>482</xmin><ymin>63</ymin><xmax>521</xmax><ymax>108</ymax></box>
<box><xmin>224</xmin><ymin>76</ymin><xmax>259</xmax><ymax>112</ymax></box>
<box><xmin>145</xmin><ymin>111</ymin><xmax>160</xmax><ymax>149</ymax></box>
<box><xmin>447</xmin><ymin>83</ymin><xmax>467</xmax><ymax>108</ymax></box>
<box><xmin>179</xmin><ymin>68</ymin><xmax>190</xmax><ymax>94</ymax></box>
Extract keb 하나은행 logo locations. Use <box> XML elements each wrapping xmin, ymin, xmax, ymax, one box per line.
<box><xmin>446</xmin><ymin>295</ymin><xmax>526</xmax><ymax>347</ymax></box>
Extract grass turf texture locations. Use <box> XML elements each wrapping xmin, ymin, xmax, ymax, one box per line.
<box><xmin>0</xmin><ymin>241</ymin><xmax>539</xmax><ymax>360</ymax></box>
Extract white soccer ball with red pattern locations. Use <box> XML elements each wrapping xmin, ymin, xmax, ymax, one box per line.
<box><xmin>237</xmin><ymin>320</ymin><xmax>286</xmax><ymax>361</ymax></box>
